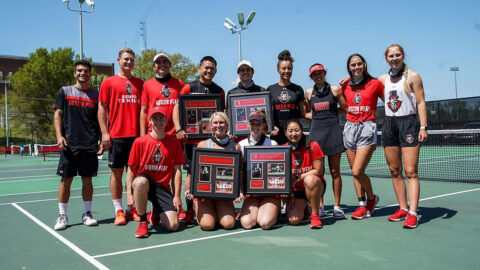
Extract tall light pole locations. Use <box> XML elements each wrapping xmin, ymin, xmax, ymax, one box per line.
<box><xmin>62</xmin><ymin>0</ymin><xmax>95</xmax><ymax>60</ymax></box>
<box><xmin>140</xmin><ymin>21</ymin><xmax>148</xmax><ymax>51</ymax></box>
<box><xmin>450</xmin><ymin>66</ymin><xmax>459</xmax><ymax>99</ymax></box>
<box><xmin>223</xmin><ymin>11</ymin><xmax>256</xmax><ymax>62</ymax></box>
<box><xmin>0</xmin><ymin>71</ymin><xmax>13</xmax><ymax>147</ymax></box>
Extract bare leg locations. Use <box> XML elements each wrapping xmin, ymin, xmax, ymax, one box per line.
<box><xmin>385</xmin><ymin>146</ymin><xmax>408</xmax><ymax>209</ymax></box>
<box><xmin>402</xmin><ymin>146</ymin><xmax>421</xmax><ymax>213</ymax></box>
<box><xmin>81</xmin><ymin>177</ymin><xmax>93</xmax><ymax>202</ymax></box>
<box><xmin>240</xmin><ymin>197</ymin><xmax>260</xmax><ymax>229</ymax></box>
<box><xmin>328</xmin><ymin>153</ymin><xmax>343</xmax><ymax>206</ymax></box>
<box><xmin>286</xmin><ymin>197</ymin><xmax>308</xmax><ymax>225</ymax></box>
<box><xmin>256</xmin><ymin>197</ymin><xmax>281</xmax><ymax>229</ymax></box>
<box><xmin>58</xmin><ymin>177</ymin><xmax>74</xmax><ymax>203</ymax></box>
<box><xmin>110</xmin><ymin>168</ymin><xmax>124</xmax><ymax>200</ymax></box>
<box><xmin>194</xmin><ymin>199</ymin><xmax>216</xmax><ymax>231</ymax></box>
<box><xmin>215</xmin><ymin>200</ymin><xmax>236</xmax><ymax>230</ymax></box>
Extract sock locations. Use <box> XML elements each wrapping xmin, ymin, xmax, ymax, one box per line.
<box><xmin>113</xmin><ymin>199</ymin><xmax>123</xmax><ymax>213</ymax></box>
<box><xmin>83</xmin><ymin>201</ymin><xmax>92</xmax><ymax>214</ymax></box>
<box><xmin>408</xmin><ymin>210</ymin><xmax>417</xmax><ymax>216</ymax></box>
<box><xmin>358</xmin><ymin>197</ymin><xmax>366</xmax><ymax>202</ymax></box>
<box><xmin>358</xmin><ymin>201</ymin><xmax>366</xmax><ymax>207</ymax></box>
<box><xmin>334</xmin><ymin>205</ymin><xmax>342</xmax><ymax>211</ymax></box>
<box><xmin>140</xmin><ymin>213</ymin><xmax>148</xmax><ymax>222</ymax></box>
<box><xmin>126</xmin><ymin>205</ymin><xmax>132</xmax><ymax>212</ymax></box>
<box><xmin>59</xmin><ymin>203</ymin><xmax>68</xmax><ymax>215</ymax></box>
<box><xmin>401</xmin><ymin>208</ymin><xmax>409</xmax><ymax>212</ymax></box>
<box><xmin>186</xmin><ymin>198</ymin><xmax>194</xmax><ymax>211</ymax></box>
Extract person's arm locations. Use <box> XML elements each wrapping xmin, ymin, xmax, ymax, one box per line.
<box><xmin>304</xmin><ymin>88</ymin><xmax>313</xmax><ymax>120</ymax></box>
<box><xmin>331</xmin><ymin>85</ymin><xmax>348</xmax><ymax>114</ymax></box>
<box><xmin>140</xmin><ymin>105</ymin><xmax>148</xmax><ymax>136</ymax></box>
<box><xmin>172</xmin><ymin>165</ymin><xmax>182</xmax><ymax>212</ymax></box>
<box><xmin>173</xmin><ymin>103</ymin><xmax>187</xmax><ymax>140</ymax></box>
<box><xmin>300</xmin><ymin>159</ymin><xmax>323</xmax><ymax>180</ymax></box>
<box><xmin>98</xmin><ymin>102</ymin><xmax>111</xmax><ymax>148</ymax></box>
<box><xmin>410</xmin><ymin>71</ymin><xmax>428</xmax><ymax>142</ymax></box>
<box><xmin>54</xmin><ymin>109</ymin><xmax>67</xmax><ymax>150</ymax></box>
<box><xmin>125</xmin><ymin>165</ymin><xmax>136</xmax><ymax>210</ymax></box>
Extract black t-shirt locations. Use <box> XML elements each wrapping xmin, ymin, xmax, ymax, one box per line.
<box><xmin>54</xmin><ymin>85</ymin><xmax>99</xmax><ymax>150</ymax></box>
<box><xmin>267</xmin><ymin>83</ymin><xmax>305</xmax><ymax>130</ymax></box>
<box><xmin>227</xmin><ymin>82</ymin><xmax>265</xmax><ymax>97</ymax></box>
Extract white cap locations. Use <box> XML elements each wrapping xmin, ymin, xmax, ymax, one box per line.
<box><xmin>237</xmin><ymin>60</ymin><xmax>253</xmax><ymax>71</ymax></box>
<box><xmin>153</xmin><ymin>53</ymin><xmax>170</xmax><ymax>63</ymax></box>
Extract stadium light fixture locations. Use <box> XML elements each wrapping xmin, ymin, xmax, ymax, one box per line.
<box><xmin>223</xmin><ymin>11</ymin><xmax>256</xmax><ymax>61</ymax></box>
<box><xmin>62</xmin><ymin>0</ymin><xmax>95</xmax><ymax>60</ymax></box>
<box><xmin>0</xmin><ymin>71</ymin><xmax>13</xmax><ymax>147</ymax></box>
<box><xmin>449</xmin><ymin>66</ymin><xmax>459</xmax><ymax>99</ymax></box>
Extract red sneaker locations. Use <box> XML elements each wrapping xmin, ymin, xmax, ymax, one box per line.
<box><xmin>135</xmin><ymin>221</ymin><xmax>149</xmax><ymax>238</ymax></box>
<box><xmin>351</xmin><ymin>206</ymin><xmax>368</xmax><ymax>220</ymax></box>
<box><xmin>388</xmin><ymin>208</ymin><xmax>408</xmax><ymax>222</ymax></box>
<box><xmin>178</xmin><ymin>208</ymin><xmax>186</xmax><ymax>220</ymax></box>
<box><xmin>183</xmin><ymin>210</ymin><xmax>194</xmax><ymax>224</ymax></box>
<box><xmin>366</xmin><ymin>194</ymin><xmax>380</xmax><ymax>216</ymax></box>
<box><xmin>310</xmin><ymin>214</ymin><xmax>322</xmax><ymax>229</ymax></box>
<box><xmin>114</xmin><ymin>209</ymin><xmax>126</xmax><ymax>225</ymax></box>
<box><xmin>147</xmin><ymin>210</ymin><xmax>160</xmax><ymax>225</ymax></box>
<box><xmin>126</xmin><ymin>208</ymin><xmax>140</xmax><ymax>221</ymax></box>
<box><xmin>403</xmin><ymin>214</ymin><xmax>418</xmax><ymax>229</ymax></box>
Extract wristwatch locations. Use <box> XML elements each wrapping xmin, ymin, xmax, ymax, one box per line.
<box><xmin>176</xmin><ymin>128</ymin><xmax>184</xmax><ymax>133</ymax></box>
<box><xmin>420</xmin><ymin>126</ymin><xmax>428</xmax><ymax>130</ymax></box>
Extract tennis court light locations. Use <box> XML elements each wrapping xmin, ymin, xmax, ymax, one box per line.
<box><xmin>61</xmin><ymin>0</ymin><xmax>95</xmax><ymax>60</ymax></box>
<box><xmin>225</xmin><ymin>17</ymin><xmax>237</xmax><ymax>29</ymax></box>
<box><xmin>223</xmin><ymin>11</ymin><xmax>256</xmax><ymax>61</ymax></box>
<box><xmin>246</xmin><ymin>11</ymin><xmax>256</xmax><ymax>25</ymax></box>
<box><xmin>237</xmin><ymin>12</ymin><xmax>245</xmax><ymax>27</ymax></box>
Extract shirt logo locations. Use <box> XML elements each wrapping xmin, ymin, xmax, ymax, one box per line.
<box><xmin>125</xmin><ymin>81</ymin><xmax>134</xmax><ymax>94</ymax></box>
<box><xmin>353</xmin><ymin>93</ymin><xmax>362</xmax><ymax>105</ymax></box>
<box><xmin>151</xmin><ymin>148</ymin><xmax>163</xmax><ymax>164</ymax></box>
<box><xmin>160</xmin><ymin>85</ymin><xmax>172</xmax><ymax>98</ymax></box>
<box><xmin>387</xmin><ymin>90</ymin><xmax>402</xmax><ymax>113</ymax></box>
<box><xmin>293</xmin><ymin>152</ymin><xmax>303</xmax><ymax>168</ymax></box>
<box><xmin>278</xmin><ymin>90</ymin><xmax>291</xmax><ymax>103</ymax></box>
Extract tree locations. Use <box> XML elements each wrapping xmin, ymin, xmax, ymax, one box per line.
<box><xmin>133</xmin><ymin>49</ymin><xmax>198</xmax><ymax>83</ymax></box>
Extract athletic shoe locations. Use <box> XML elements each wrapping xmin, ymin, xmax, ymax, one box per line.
<box><xmin>183</xmin><ymin>210</ymin><xmax>194</xmax><ymax>224</ymax></box>
<box><xmin>366</xmin><ymin>194</ymin><xmax>380</xmax><ymax>216</ymax></box>
<box><xmin>135</xmin><ymin>221</ymin><xmax>149</xmax><ymax>238</ymax></box>
<box><xmin>333</xmin><ymin>208</ymin><xmax>345</xmax><ymax>219</ymax></box>
<box><xmin>126</xmin><ymin>208</ymin><xmax>140</xmax><ymax>222</ymax></box>
<box><xmin>178</xmin><ymin>208</ymin><xmax>186</xmax><ymax>220</ymax></box>
<box><xmin>82</xmin><ymin>211</ymin><xmax>98</xmax><ymax>226</ymax></box>
<box><xmin>388</xmin><ymin>208</ymin><xmax>408</xmax><ymax>222</ymax></box>
<box><xmin>351</xmin><ymin>206</ymin><xmax>368</xmax><ymax>220</ymax></box>
<box><xmin>114</xmin><ymin>209</ymin><xmax>126</xmax><ymax>225</ymax></box>
<box><xmin>281</xmin><ymin>204</ymin><xmax>287</xmax><ymax>215</ymax></box>
<box><xmin>310</xmin><ymin>214</ymin><xmax>322</xmax><ymax>229</ymax></box>
<box><xmin>54</xmin><ymin>214</ymin><xmax>68</xmax><ymax>230</ymax></box>
<box><xmin>403</xmin><ymin>214</ymin><xmax>418</xmax><ymax>229</ymax></box>
<box><xmin>318</xmin><ymin>206</ymin><xmax>327</xmax><ymax>217</ymax></box>
<box><xmin>147</xmin><ymin>210</ymin><xmax>160</xmax><ymax>225</ymax></box>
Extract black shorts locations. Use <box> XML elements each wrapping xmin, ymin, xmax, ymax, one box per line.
<box><xmin>382</xmin><ymin>115</ymin><xmax>419</xmax><ymax>147</ymax></box>
<box><xmin>134</xmin><ymin>174</ymin><xmax>175</xmax><ymax>214</ymax></box>
<box><xmin>292</xmin><ymin>177</ymin><xmax>327</xmax><ymax>200</ymax></box>
<box><xmin>57</xmin><ymin>148</ymin><xmax>98</xmax><ymax>178</ymax></box>
<box><xmin>108</xmin><ymin>137</ymin><xmax>136</xmax><ymax>168</ymax></box>
<box><xmin>182</xmin><ymin>144</ymin><xmax>195</xmax><ymax>172</ymax></box>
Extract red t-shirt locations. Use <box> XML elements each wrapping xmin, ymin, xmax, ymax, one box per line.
<box><xmin>128</xmin><ymin>134</ymin><xmax>185</xmax><ymax>190</ymax></box>
<box><xmin>342</xmin><ymin>78</ymin><xmax>384</xmax><ymax>123</ymax></box>
<box><xmin>99</xmin><ymin>75</ymin><xmax>144</xmax><ymax>138</ymax></box>
<box><xmin>141</xmin><ymin>77</ymin><xmax>184</xmax><ymax>135</ymax></box>
<box><xmin>284</xmin><ymin>141</ymin><xmax>324</xmax><ymax>191</ymax></box>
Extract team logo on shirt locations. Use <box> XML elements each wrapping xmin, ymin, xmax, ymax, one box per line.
<box><xmin>278</xmin><ymin>90</ymin><xmax>291</xmax><ymax>103</ymax></box>
<box><xmin>293</xmin><ymin>153</ymin><xmax>303</xmax><ymax>168</ymax></box>
<box><xmin>125</xmin><ymin>81</ymin><xmax>134</xmax><ymax>94</ymax></box>
<box><xmin>353</xmin><ymin>93</ymin><xmax>362</xmax><ymax>105</ymax></box>
<box><xmin>387</xmin><ymin>90</ymin><xmax>402</xmax><ymax>113</ymax></box>
<box><xmin>160</xmin><ymin>85</ymin><xmax>172</xmax><ymax>98</ymax></box>
<box><xmin>405</xmin><ymin>134</ymin><xmax>414</xmax><ymax>144</ymax></box>
<box><xmin>151</xmin><ymin>148</ymin><xmax>163</xmax><ymax>164</ymax></box>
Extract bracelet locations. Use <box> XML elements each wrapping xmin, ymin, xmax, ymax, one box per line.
<box><xmin>176</xmin><ymin>129</ymin><xmax>184</xmax><ymax>133</ymax></box>
<box><xmin>420</xmin><ymin>126</ymin><xmax>428</xmax><ymax>130</ymax></box>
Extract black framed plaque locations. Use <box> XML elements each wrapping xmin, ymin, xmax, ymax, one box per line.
<box><xmin>244</xmin><ymin>146</ymin><xmax>292</xmax><ymax>195</ymax></box>
<box><xmin>227</xmin><ymin>92</ymin><xmax>273</xmax><ymax>136</ymax></box>
<box><xmin>191</xmin><ymin>148</ymin><xmax>241</xmax><ymax>199</ymax></box>
<box><xmin>179</xmin><ymin>94</ymin><xmax>222</xmax><ymax>139</ymax></box>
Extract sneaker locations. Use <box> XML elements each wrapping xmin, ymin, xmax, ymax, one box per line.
<box><xmin>114</xmin><ymin>209</ymin><xmax>126</xmax><ymax>225</ymax></box>
<box><xmin>178</xmin><ymin>208</ymin><xmax>186</xmax><ymax>220</ymax></box>
<box><xmin>281</xmin><ymin>204</ymin><xmax>287</xmax><ymax>215</ymax></box>
<box><xmin>403</xmin><ymin>214</ymin><xmax>418</xmax><ymax>229</ymax></box>
<box><xmin>351</xmin><ymin>206</ymin><xmax>368</xmax><ymax>220</ymax></box>
<box><xmin>135</xmin><ymin>221</ymin><xmax>149</xmax><ymax>238</ymax></box>
<box><xmin>183</xmin><ymin>210</ymin><xmax>194</xmax><ymax>224</ymax></box>
<box><xmin>126</xmin><ymin>208</ymin><xmax>140</xmax><ymax>222</ymax></box>
<box><xmin>310</xmin><ymin>214</ymin><xmax>322</xmax><ymax>229</ymax></box>
<box><xmin>147</xmin><ymin>210</ymin><xmax>160</xmax><ymax>225</ymax></box>
<box><xmin>388</xmin><ymin>208</ymin><xmax>408</xmax><ymax>222</ymax></box>
<box><xmin>318</xmin><ymin>206</ymin><xmax>327</xmax><ymax>217</ymax></box>
<box><xmin>366</xmin><ymin>194</ymin><xmax>380</xmax><ymax>216</ymax></box>
<box><xmin>333</xmin><ymin>208</ymin><xmax>345</xmax><ymax>219</ymax></box>
<box><xmin>82</xmin><ymin>211</ymin><xmax>98</xmax><ymax>226</ymax></box>
<box><xmin>54</xmin><ymin>214</ymin><xmax>68</xmax><ymax>230</ymax></box>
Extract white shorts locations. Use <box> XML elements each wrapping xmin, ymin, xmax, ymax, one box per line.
<box><xmin>343</xmin><ymin>121</ymin><xmax>377</xmax><ymax>151</ymax></box>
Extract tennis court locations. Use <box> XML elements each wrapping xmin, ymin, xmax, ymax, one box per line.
<box><xmin>1</xmin><ymin>153</ymin><xmax>479</xmax><ymax>270</ymax></box>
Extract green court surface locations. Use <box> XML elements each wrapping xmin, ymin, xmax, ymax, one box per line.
<box><xmin>1</xmin><ymin>155</ymin><xmax>479</xmax><ymax>270</ymax></box>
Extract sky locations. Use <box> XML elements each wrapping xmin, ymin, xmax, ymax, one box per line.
<box><xmin>1</xmin><ymin>0</ymin><xmax>480</xmax><ymax>101</ymax></box>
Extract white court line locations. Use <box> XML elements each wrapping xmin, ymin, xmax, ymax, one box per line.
<box><xmin>0</xmin><ymin>185</ymin><xmax>109</xmax><ymax>197</ymax></box>
<box><xmin>0</xmin><ymin>192</ymin><xmax>112</xmax><ymax>206</ymax></box>
<box><xmin>0</xmin><ymin>172</ymin><xmax>110</xmax><ymax>183</ymax></box>
<box><xmin>92</xmin><ymin>187</ymin><xmax>480</xmax><ymax>259</ymax></box>
<box><xmin>12</xmin><ymin>203</ymin><xmax>109</xmax><ymax>270</ymax></box>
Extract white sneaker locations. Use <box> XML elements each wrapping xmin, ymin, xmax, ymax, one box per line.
<box><xmin>318</xmin><ymin>206</ymin><xmax>327</xmax><ymax>217</ymax></box>
<box><xmin>54</xmin><ymin>214</ymin><xmax>68</xmax><ymax>230</ymax></box>
<box><xmin>333</xmin><ymin>207</ymin><xmax>345</xmax><ymax>219</ymax></box>
<box><xmin>82</xmin><ymin>211</ymin><xmax>98</xmax><ymax>226</ymax></box>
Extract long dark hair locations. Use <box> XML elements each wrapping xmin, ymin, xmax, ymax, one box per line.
<box><xmin>284</xmin><ymin>119</ymin><xmax>310</xmax><ymax>150</ymax></box>
<box><xmin>346</xmin><ymin>53</ymin><xmax>373</xmax><ymax>80</ymax></box>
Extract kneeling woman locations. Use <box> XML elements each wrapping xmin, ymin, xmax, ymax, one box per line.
<box><xmin>238</xmin><ymin>110</ymin><xmax>279</xmax><ymax>229</ymax></box>
<box><xmin>284</xmin><ymin>119</ymin><xmax>326</xmax><ymax>229</ymax></box>
<box><xmin>185</xmin><ymin>112</ymin><xmax>242</xmax><ymax>230</ymax></box>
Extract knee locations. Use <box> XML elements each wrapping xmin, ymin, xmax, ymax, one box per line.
<box><xmin>288</xmin><ymin>217</ymin><xmax>301</xmax><ymax>226</ymax></box>
<box><xmin>404</xmin><ymin>169</ymin><xmax>418</xmax><ymax>180</ymax></box>
<box><xmin>132</xmin><ymin>177</ymin><xmax>148</xmax><ymax>191</ymax></box>
<box><xmin>388</xmin><ymin>165</ymin><xmax>402</xmax><ymax>178</ymax></box>
<box><xmin>165</xmin><ymin>219</ymin><xmax>180</xmax><ymax>232</ymax></box>
<box><xmin>351</xmin><ymin>169</ymin><xmax>365</xmax><ymax>179</ymax></box>
<box><xmin>304</xmin><ymin>175</ymin><xmax>321</xmax><ymax>190</ymax></box>
<box><xmin>199</xmin><ymin>219</ymin><xmax>216</xmax><ymax>231</ymax></box>
<box><xmin>219</xmin><ymin>216</ymin><xmax>236</xmax><ymax>230</ymax></box>
<box><xmin>330</xmin><ymin>167</ymin><xmax>340</xmax><ymax>179</ymax></box>
<box><xmin>258</xmin><ymin>219</ymin><xmax>275</xmax><ymax>230</ymax></box>
<box><xmin>240</xmin><ymin>216</ymin><xmax>257</xmax><ymax>230</ymax></box>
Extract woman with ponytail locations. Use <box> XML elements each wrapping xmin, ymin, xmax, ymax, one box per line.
<box><xmin>379</xmin><ymin>44</ymin><xmax>427</xmax><ymax>229</ymax></box>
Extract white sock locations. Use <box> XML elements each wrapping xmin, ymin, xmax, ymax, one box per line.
<box><xmin>334</xmin><ymin>205</ymin><xmax>342</xmax><ymax>211</ymax></box>
<box><xmin>408</xmin><ymin>210</ymin><xmax>417</xmax><ymax>216</ymax></box>
<box><xmin>59</xmin><ymin>203</ymin><xmax>68</xmax><ymax>216</ymax></box>
<box><xmin>401</xmin><ymin>208</ymin><xmax>409</xmax><ymax>212</ymax></box>
<box><xmin>83</xmin><ymin>201</ymin><xmax>92</xmax><ymax>214</ymax></box>
<box><xmin>113</xmin><ymin>199</ymin><xmax>123</xmax><ymax>213</ymax></box>
<box><xmin>359</xmin><ymin>201</ymin><xmax>366</xmax><ymax>207</ymax></box>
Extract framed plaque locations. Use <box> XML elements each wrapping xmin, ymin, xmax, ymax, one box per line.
<box><xmin>244</xmin><ymin>146</ymin><xmax>292</xmax><ymax>195</ymax></box>
<box><xmin>227</xmin><ymin>92</ymin><xmax>273</xmax><ymax>136</ymax></box>
<box><xmin>179</xmin><ymin>94</ymin><xmax>222</xmax><ymax>139</ymax></box>
<box><xmin>191</xmin><ymin>148</ymin><xmax>241</xmax><ymax>199</ymax></box>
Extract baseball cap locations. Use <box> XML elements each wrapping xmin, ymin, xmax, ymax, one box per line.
<box><xmin>148</xmin><ymin>106</ymin><xmax>168</xmax><ymax>119</ymax></box>
<box><xmin>248</xmin><ymin>112</ymin><xmax>266</xmax><ymax>123</ymax></box>
<box><xmin>309</xmin><ymin>64</ymin><xmax>325</xmax><ymax>77</ymax></box>
<box><xmin>153</xmin><ymin>53</ymin><xmax>170</xmax><ymax>63</ymax></box>
<box><xmin>237</xmin><ymin>60</ymin><xmax>253</xmax><ymax>72</ymax></box>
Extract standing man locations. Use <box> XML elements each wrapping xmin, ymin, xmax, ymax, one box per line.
<box><xmin>126</xmin><ymin>106</ymin><xmax>185</xmax><ymax>238</ymax></box>
<box><xmin>98</xmin><ymin>48</ymin><xmax>144</xmax><ymax>225</ymax></box>
<box><xmin>227</xmin><ymin>60</ymin><xmax>265</xmax><ymax>100</ymax></box>
<box><xmin>172</xmin><ymin>56</ymin><xmax>225</xmax><ymax>223</ymax></box>
<box><xmin>53</xmin><ymin>60</ymin><xmax>102</xmax><ymax>230</ymax></box>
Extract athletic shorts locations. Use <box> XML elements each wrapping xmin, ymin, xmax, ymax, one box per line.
<box><xmin>108</xmin><ymin>137</ymin><xmax>136</xmax><ymax>168</ymax></box>
<box><xmin>382</xmin><ymin>115</ymin><xmax>419</xmax><ymax>147</ymax></box>
<box><xmin>343</xmin><ymin>120</ymin><xmax>377</xmax><ymax>151</ymax></box>
<box><xmin>292</xmin><ymin>177</ymin><xmax>327</xmax><ymax>200</ymax></box>
<box><xmin>57</xmin><ymin>148</ymin><xmax>98</xmax><ymax>178</ymax></box>
<box><xmin>134</xmin><ymin>174</ymin><xmax>175</xmax><ymax>214</ymax></box>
